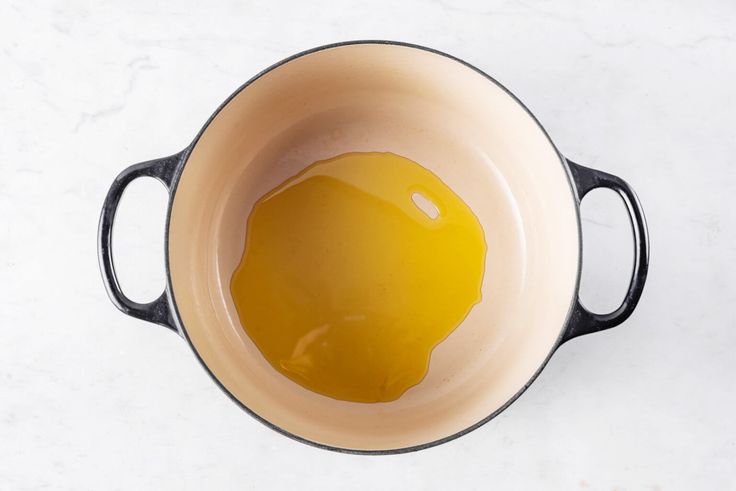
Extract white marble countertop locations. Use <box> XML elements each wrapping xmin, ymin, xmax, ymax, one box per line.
<box><xmin>2</xmin><ymin>0</ymin><xmax>734</xmax><ymax>489</ymax></box>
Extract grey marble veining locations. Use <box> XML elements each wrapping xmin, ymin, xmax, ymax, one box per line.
<box><xmin>1</xmin><ymin>0</ymin><xmax>734</xmax><ymax>489</ymax></box>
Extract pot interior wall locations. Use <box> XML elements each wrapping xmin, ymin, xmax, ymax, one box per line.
<box><xmin>168</xmin><ymin>43</ymin><xmax>579</xmax><ymax>451</ymax></box>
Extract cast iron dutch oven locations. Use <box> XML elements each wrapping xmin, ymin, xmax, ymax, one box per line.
<box><xmin>99</xmin><ymin>41</ymin><xmax>649</xmax><ymax>453</ymax></box>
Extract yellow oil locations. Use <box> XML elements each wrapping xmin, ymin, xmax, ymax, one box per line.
<box><xmin>231</xmin><ymin>152</ymin><xmax>486</xmax><ymax>403</ymax></box>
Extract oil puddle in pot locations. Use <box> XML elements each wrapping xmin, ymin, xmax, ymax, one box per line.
<box><xmin>231</xmin><ymin>152</ymin><xmax>486</xmax><ymax>402</ymax></box>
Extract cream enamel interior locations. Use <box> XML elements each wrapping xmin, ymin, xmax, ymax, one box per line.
<box><xmin>168</xmin><ymin>44</ymin><xmax>580</xmax><ymax>451</ymax></box>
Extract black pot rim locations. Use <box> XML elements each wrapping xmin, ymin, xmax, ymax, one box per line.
<box><xmin>164</xmin><ymin>40</ymin><xmax>583</xmax><ymax>455</ymax></box>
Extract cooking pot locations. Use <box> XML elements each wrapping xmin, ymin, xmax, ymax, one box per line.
<box><xmin>98</xmin><ymin>41</ymin><xmax>649</xmax><ymax>453</ymax></box>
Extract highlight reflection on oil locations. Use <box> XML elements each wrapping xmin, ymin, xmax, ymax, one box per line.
<box><xmin>231</xmin><ymin>152</ymin><xmax>486</xmax><ymax>402</ymax></box>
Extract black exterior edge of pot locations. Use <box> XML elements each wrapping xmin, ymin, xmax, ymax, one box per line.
<box><xmin>98</xmin><ymin>40</ymin><xmax>650</xmax><ymax>455</ymax></box>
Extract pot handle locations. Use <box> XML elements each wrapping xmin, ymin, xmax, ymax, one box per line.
<box><xmin>562</xmin><ymin>160</ymin><xmax>649</xmax><ymax>343</ymax></box>
<box><xmin>97</xmin><ymin>152</ymin><xmax>182</xmax><ymax>333</ymax></box>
